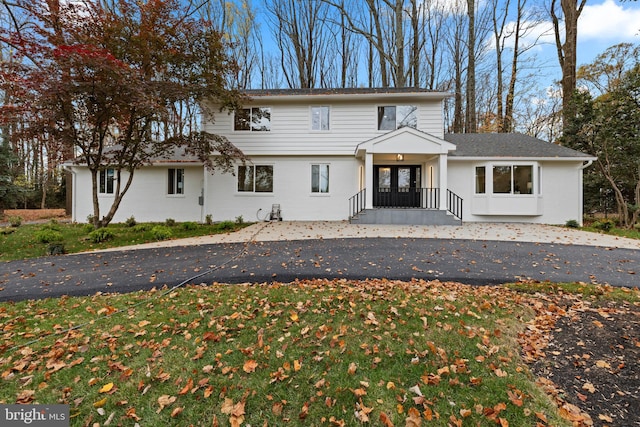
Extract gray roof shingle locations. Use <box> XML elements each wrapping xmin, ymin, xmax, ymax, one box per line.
<box><xmin>444</xmin><ymin>133</ymin><xmax>593</xmax><ymax>159</ymax></box>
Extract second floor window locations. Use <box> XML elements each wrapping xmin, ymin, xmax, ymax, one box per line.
<box><xmin>377</xmin><ymin>105</ymin><xmax>417</xmax><ymax>130</ymax></box>
<box><xmin>311</xmin><ymin>106</ymin><xmax>330</xmax><ymax>131</ymax></box>
<box><xmin>99</xmin><ymin>168</ymin><xmax>115</xmax><ymax>194</ymax></box>
<box><xmin>234</xmin><ymin>107</ymin><xmax>271</xmax><ymax>131</ymax></box>
<box><xmin>168</xmin><ymin>168</ymin><xmax>184</xmax><ymax>195</ymax></box>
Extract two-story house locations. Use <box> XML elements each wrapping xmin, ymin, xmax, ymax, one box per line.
<box><xmin>66</xmin><ymin>88</ymin><xmax>595</xmax><ymax>225</ymax></box>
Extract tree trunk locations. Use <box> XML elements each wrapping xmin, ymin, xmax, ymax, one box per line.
<box><xmin>551</xmin><ymin>0</ymin><xmax>587</xmax><ymax>128</ymax></box>
<box><xmin>465</xmin><ymin>0</ymin><xmax>477</xmax><ymax>133</ymax></box>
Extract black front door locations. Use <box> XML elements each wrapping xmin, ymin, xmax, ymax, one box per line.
<box><xmin>374</xmin><ymin>165</ymin><xmax>421</xmax><ymax>207</ymax></box>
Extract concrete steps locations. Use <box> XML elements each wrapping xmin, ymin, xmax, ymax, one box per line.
<box><xmin>349</xmin><ymin>208</ymin><xmax>461</xmax><ymax>225</ymax></box>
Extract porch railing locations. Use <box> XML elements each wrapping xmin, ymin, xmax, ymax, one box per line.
<box><xmin>447</xmin><ymin>189</ymin><xmax>463</xmax><ymax>220</ymax></box>
<box><xmin>349</xmin><ymin>188</ymin><xmax>366</xmax><ymax>218</ymax></box>
<box><xmin>374</xmin><ymin>187</ymin><xmax>439</xmax><ymax>209</ymax></box>
<box><xmin>348</xmin><ymin>187</ymin><xmax>464</xmax><ymax>221</ymax></box>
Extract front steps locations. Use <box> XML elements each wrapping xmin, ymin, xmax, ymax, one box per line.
<box><xmin>349</xmin><ymin>208</ymin><xmax>461</xmax><ymax>225</ymax></box>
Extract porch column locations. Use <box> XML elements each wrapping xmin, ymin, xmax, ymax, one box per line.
<box><xmin>365</xmin><ymin>152</ymin><xmax>374</xmax><ymax>209</ymax></box>
<box><xmin>438</xmin><ymin>153</ymin><xmax>447</xmax><ymax>210</ymax></box>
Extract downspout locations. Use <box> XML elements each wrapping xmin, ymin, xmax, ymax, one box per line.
<box><xmin>578</xmin><ymin>160</ymin><xmax>594</xmax><ymax>226</ymax></box>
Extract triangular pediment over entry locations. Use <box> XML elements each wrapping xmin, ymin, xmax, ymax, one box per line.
<box><xmin>354</xmin><ymin>127</ymin><xmax>456</xmax><ymax>157</ymax></box>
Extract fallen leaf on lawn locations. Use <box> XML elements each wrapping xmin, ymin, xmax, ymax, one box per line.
<box><xmin>299</xmin><ymin>401</ymin><xmax>309</xmax><ymax>419</ymax></box>
<box><xmin>243</xmin><ymin>359</ymin><xmax>258</xmax><ymax>373</ymax></box>
<box><xmin>157</xmin><ymin>395</ymin><xmax>177</xmax><ymax>413</ymax></box>
<box><xmin>170</xmin><ymin>407</ymin><xmax>184</xmax><ymax>418</ymax></box>
<box><xmin>93</xmin><ymin>398</ymin><xmax>108</xmax><ymax>408</ymax></box>
<box><xmin>582</xmin><ymin>382</ymin><xmax>596</xmax><ymax>393</ymax></box>
<box><xmin>99</xmin><ymin>383</ymin><xmax>114</xmax><ymax>393</ymax></box>
<box><xmin>405</xmin><ymin>407</ymin><xmax>422</xmax><ymax>427</ymax></box>
<box><xmin>599</xmin><ymin>414</ymin><xmax>614</xmax><ymax>422</ymax></box>
<box><xmin>347</xmin><ymin>362</ymin><xmax>357</xmax><ymax>375</ymax></box>
<box><xmin>379</xmin><ymin>412</ymin><xmax>394</xmax><ymax>427</ymax></box>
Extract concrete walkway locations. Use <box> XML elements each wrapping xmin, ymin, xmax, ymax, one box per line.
<box><xmin>96</xmin><ymin>221</ymin><xmax>640</xmax><ymax>252</ymax></box>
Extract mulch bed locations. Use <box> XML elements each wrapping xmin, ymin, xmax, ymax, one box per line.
<box><xmin>521</xmin><ymin>292</ymin><xmax>640</xmax><ymax>427</ymax></box>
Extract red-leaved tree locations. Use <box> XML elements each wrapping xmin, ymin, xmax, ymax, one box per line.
<box><xmin>0</xmin><ymin>0</ymin><xmax>246</xmax><ymax>227</ymax></box>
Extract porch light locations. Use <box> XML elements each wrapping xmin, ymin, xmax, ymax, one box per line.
<box><xmin>396</xmin><ymin>154</ymin><xmax>404</xmax><ymax>161</ymax></box>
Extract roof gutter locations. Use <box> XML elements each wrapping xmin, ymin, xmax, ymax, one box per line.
<box><xmin>581</xmin><ymin>160</ymin><xmax>594</xmax><ymax>169</ymax></box>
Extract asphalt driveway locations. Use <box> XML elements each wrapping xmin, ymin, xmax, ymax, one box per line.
<box><xmin>1</xmin><ymin>236</ymin><xmax>639</xmax><ymax>302</ymax></box>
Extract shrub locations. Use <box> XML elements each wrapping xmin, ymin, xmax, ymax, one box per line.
<box><xmin>47</xmin><ymin>243</ymin><xmax>65</xmax><ymax>256</ymax></box>
<box><xmin>235</xmin><ymin>215</ymin><xmax>244</xmax><ymax>225</ymax></box>
<box><xmin>83</xmin><ymin>224</ymin><xmax>95</xmax><ymax>233</ymax></box>
<box><xmin>125</xmin><ymin>216</ymin><xmax>137</xmax><ymax>227</ymax></box>
<box><xmin>565</xmin><ymin>219</ymin><xmax>580</xmax><ymax>228</ymax></box>
<box><xmin>151</xmin><ymin>225</ymin><xmax>172</xmax><ymax>241</ymax></box>
<box><xmin>88</xmin><ymin>228</ymin><xmax>115</xmax><ymax>243</ymax></box>
<box><xmin>40</xmin><ymin>221</ymin><xmax>62</xmax><ymax>232</ymax></box>
<box><xmin>35</xmin><ymin>229</ymin><xmax>63</xmax><ymax>244</ymax></box>
<box><xmin>165</xmin><ymin>218</ymin><xmax>176</xmax><ymax>227</ymax></box>
<box><xmin>132</xmin><ymin>224</ymin><xmax>150</xmax><ymax>232</ymax></box>
<box><xmin>593</xmin><ymin>219</ymin><xmax>615</xmax><ymax>232</ymax></box>
<box><xmin>8</xmin><ymin>216</ymin><xmax>22</xmax><ymax>227</ymax></box>
<box><xmin>205</xmin><ymin>214</ymin><xmax>213</xmax><ymax>225</ymax></box>
<box><xmin>216</xmin><ymin>220</ymin><xmax>235</xmax><ymax>231</ymax></box>
<box><xmin>181</xmin><ymin>221</ymin><xmax>198</xmax><ymax>231</ymax></box>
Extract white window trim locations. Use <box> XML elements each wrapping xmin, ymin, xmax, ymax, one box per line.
<box><xmin>376</xmin><ymin>105</ymin><xmax>418</xmax><ymax>131</ymax></box>
<box><xmin>236</xmin><ymin>163</ymin><xmax>275</xmax><ymax>194</ymax></box>
<box><xmin>310</xmin><ymin>106</ymin><xmax>331</xmax><ymax>132</ymax></box>
<box><xmin>233</xmin><ymin>107</ymin><xmax>272</xmax><ymax>132</ymax></box>
<box><xmin>167</xmin><ymin>168</ymin><xmax>185</xmax><ymax>197</ymax></box>
<box><xmin>475</xmin><ymin>162</ymin><xmax>539</xmax><ymax>196</ymax></box>
<box><xmin>98</xmin><ymin>168</ymin><xmax>115</xmax><ymax>195</ymax></box>
<box><xmin>310</xmin><ymin>163</ymin><xmax>330</xmax><ymax>195</ymax></box>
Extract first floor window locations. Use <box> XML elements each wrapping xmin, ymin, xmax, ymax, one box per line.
<box><xmin>168</xmin><ymin>168</ymin><xmax>184</xmax><ymax>195</ymax></box>
<box><xmin>475</xmin><ymin>166</ymin><xmax>486</xmax><ymax>194</ymax></box>
<box><xmin>99</xmin><ymin>168</ymin><xmax>115</xmax><ymax>194</ymax></box>
<box><xmin>493</xmin><ymin>166</ymin><xmax>512</xmax><ymax>194</ymax></box>
<box><xmin>238</xmin><ymin>165</ymin><xmax>273</xmax><ymax>192</ymax></box>
<box><xmin>311</xmin><ymin>164</ymin><xmax>329</xmax><ymax>193</ymax></box>
<box><xmin>492</xmin><ymin>164</ymin><xmax>533</xmax><ymax>194</ymax></box>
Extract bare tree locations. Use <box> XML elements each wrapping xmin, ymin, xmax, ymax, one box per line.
<box><xmin>550</xmin><ymin>0</ymin><xmax>587</xmax><ymax>127</ymax></box>
<box><xmin>266</xmin><ymin>0</ymin><xmax>332</xmax><ymax>88</ymax></box>
<box><xmin>466</xmin><ymin>0</ymin><xmax>477</xmax><ymax>132</ymax></box>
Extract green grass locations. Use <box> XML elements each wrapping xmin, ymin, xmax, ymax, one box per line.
<box><xmin>506</xmin><ymin>281</ymin><xmax>640</xmax><ymax>304</ymax></box>
<box><xmin>0</xmin><ymin>221</ymin><xmax>251</xmax><ymax>261</ymax></box>
<box><xmin>0</xmin><ymin>279</ymin><xmax>574</xmax><ymax>426</ymax></box>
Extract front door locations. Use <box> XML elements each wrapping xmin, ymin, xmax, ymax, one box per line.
<box><xmin>374</xmin><ymin>165</ymin><xmax>421</xmax><ymax>207</ymax></box>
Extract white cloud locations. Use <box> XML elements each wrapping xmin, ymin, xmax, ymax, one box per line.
<box><xmin>579</xmin><ymin>0</ymin><xmax>640</xmax><ymax>42</ymax></box>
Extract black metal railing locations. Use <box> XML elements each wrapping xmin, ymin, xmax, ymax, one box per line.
<box><xmin>374</xmin><ymin>187</ymin><xmax>439</xmax><ymax>209</ymax></box>
<box><xmin>349</xmin><ymin>187</ymin><xmax>464</xmax><ymax>221</ymax></box>
<box><xmin>447</xmin><ymin>189</ymin><xmax>463</xmax><ymax>220</ymax></box>
<box><xmin>349</xmin><ymin>188</ymin><xmax>366</xmax><ymax>218</ymax></box>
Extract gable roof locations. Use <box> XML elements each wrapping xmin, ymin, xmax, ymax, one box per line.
<box><xmin>444</xmin><ymin>133</ymin><xmax>595</xmax><ymax>160</ymax></box>
<box><xmin>355</xmin><ymin>127</ymin><xmax>455</xmax><ymax>157</ymax></box>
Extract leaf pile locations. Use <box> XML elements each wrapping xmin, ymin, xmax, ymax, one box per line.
<box><xmin>517</xmin><ymin>283</ymin><xmax>640</xmax><ymax>427</ymax></box>
<box><xmin>1</xmin><ymin>279</ymin><xmax>572</xmax><ymax>426</ymax></box>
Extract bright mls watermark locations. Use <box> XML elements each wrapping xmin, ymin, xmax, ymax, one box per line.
<box><xmin>1</xmin><ymin>405</ymin><xmax>69</xmax><ymax>426</ymax></box>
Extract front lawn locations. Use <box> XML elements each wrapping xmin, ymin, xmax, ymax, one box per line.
<box><xmin>0</xmin><ymin>220</ymin><xmax>250</xmax><ymax>262</ymax></box>
<box><xmin>0</xmin><ymin>279</ymin><xmax>576</xmax><ymax>427</ymax></box>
